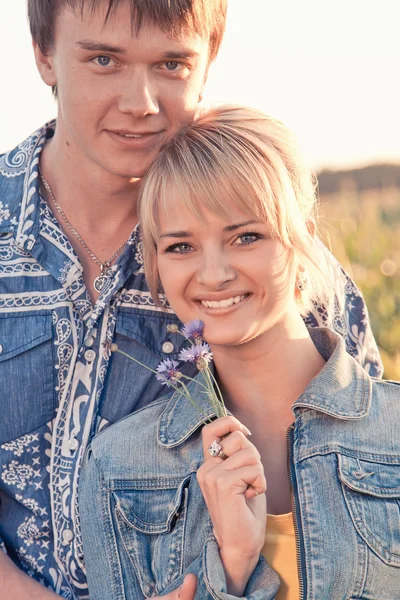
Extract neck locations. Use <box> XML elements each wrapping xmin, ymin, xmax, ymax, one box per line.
<box><xmin>211</xmin><ymin>313</ymin><xmax>325</xmax><ymax>432</ymax></box>
<box><xmin>40</xmin><ymin>127</ymin><xmax>139</xmax><ymax>233</ymax></box>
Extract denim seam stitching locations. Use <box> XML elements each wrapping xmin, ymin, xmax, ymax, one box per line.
<box><xmin>101</xmin><ymin>470</ymin><xmax>126</xmax><ymax>600</ymax></box>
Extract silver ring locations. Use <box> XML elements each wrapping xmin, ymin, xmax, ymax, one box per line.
<box><xmin>208</xmin><ymin>440</ymin><xmax>228</xmax><ymax>460</ymax></box>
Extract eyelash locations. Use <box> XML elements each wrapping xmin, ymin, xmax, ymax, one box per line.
<box><xmin>90</xmin><ymin>56</ymin><xmax>187</xmax><ymax>73</ymax></box>
<box><xmin>164</xmin><ymin>242</ymin><xmax>193</xmax><ymax>255</ymax></box>
<box><xmin>163</xmin><ymin>231</ymin><xmax>263</xmax><ymax>255</ymax></box>
<box><xmin>91</xmin><ymin>55</ymin><xmax>116</xmax><ymax>68</ymax></box>
<box><xmin>234</xmin><ymin>231</ymin><xmax>264</xmax><ymax>245</ymax></box>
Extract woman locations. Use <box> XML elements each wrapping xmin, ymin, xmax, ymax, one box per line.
<box><xmin>79</xmin><ymin>107</ymin><xmax>400</xmax><ymax>599</ymax></box>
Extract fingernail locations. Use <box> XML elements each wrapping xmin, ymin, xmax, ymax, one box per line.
<box><xmin>241</xmin><ymin>425</ymin><xmax>252</xmax><ymax>436</ymax></box>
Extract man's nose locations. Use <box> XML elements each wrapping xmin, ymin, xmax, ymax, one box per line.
<box><xmin>196</xmin><ymin>253</ymin><xmax>237</xmax><ymax>288</ymax></box>
<box><xmin>118</xmin><ymin>70</ymin><xmax>159</xmax><ymax>118</ymax></box>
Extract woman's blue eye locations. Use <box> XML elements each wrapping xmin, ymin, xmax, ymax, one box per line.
<box><xmin>165</xmin><ymin>243</ymin><xmax>192</xmax><ymax>254</ymax></box>
<box><xmin>236</xmin><ymin>232</ymin><xmax>262</xmax><ymax>245</ymax></box>
<box><xmin>94</xmin><ymin>56</ymin><xmax>112</xmax><ymax>67</ymax></box>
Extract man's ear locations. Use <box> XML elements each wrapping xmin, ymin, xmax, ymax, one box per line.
<box><xmin>32</xmin><ymin>40</ymin><xmax>57</xmax><ymax>88</ymax></box>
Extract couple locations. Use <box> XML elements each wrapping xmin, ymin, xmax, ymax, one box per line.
<box><xmin>0</xmin><ymin>0</ymin><xmax>393</xmax><ymax>599</ymax></box>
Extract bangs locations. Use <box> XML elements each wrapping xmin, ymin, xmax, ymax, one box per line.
<box><xmin>29</xmin><ymin>0</ymin><xmax>226</xmax><ymax>58</ymax></box>
<box><xmin>141</xmin><ymin>111</ymin><xmax>303</xmax><ymax>250</ymax></box>
<box><xmin>70</xmin><ymin>0</ymin><xmax>208</xmax><ymax>37</ymax></box>
<box><xmin>153</xmin><ymin>159</ymin><xmax>270</xmax><ymax>235</ymax></box>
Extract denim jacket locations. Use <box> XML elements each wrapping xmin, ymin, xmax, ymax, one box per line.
<box><xmin>79</xmin><ymin>328</ymin><xmax>400</xmax><ymax>600</ymax></box>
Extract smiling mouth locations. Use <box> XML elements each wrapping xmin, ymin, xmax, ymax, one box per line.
<box><xmin>119</xmin><ymin>133</ymin><xmax>145</xmax><ymax>139</ymax></box>
<box><xmin>112</xmin><ymin>131</ymin><xmax>162</xmax><ymax>138</ymax></box>
<box><xmin>200</xmin><ymin>294</ymin><xmax>249</xmax><ymax>309</ymax></box>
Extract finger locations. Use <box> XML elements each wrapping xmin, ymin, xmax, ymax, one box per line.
<box><xmin>198</xmin><ymin>446</ymin><xmax>262</xmax><ymax>488</ymax></box>
<box><xmin>152</xmin><ymin>574</ymin><xmax>197</xmax><ymax>599</ymax></box>
<box><xmin>244</xmin><ymin>484</ymin><xmax>264</xmax><ymax>500</ymax></box>
<box><xmin>179</xmin><ymin>574</ymin><xmax>197</xmax><ymax>600</ymax></box>
<box><xmin>214</xmin><ymin>430</ymin><xmax>258</xmax><ymax>461</ymax></box>
<box><xmin>200</xmin><ymin>463</ymin><xmax>267</xmax><ymax>498</ymax></box>
<box><xmin>201</xmin><ymin>416</ymin><xmax>251</xmax><ymax>459</ymax></box>
<box><xmin>216</xmin><ymin>446</ymin><xmax>262</xmax><ymax>471</ymax></box>
<box><xmin>197</xmin><ymin>446</ymin><xmax>262</xmax><ymax>487</ymax></box>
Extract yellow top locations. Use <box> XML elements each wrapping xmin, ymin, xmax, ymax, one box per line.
<box><xmin>261</xmin><ymin>512</ymin><xmax>299</xmax><ymax>600</ymax></box>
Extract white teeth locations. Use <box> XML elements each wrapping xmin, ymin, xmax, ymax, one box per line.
<box><xmin>121</xmin><ymin>134</ymin><xmax>143</xmax><ymax>138</ymax></box>
<box><xmin>200</xmin><ymin>295</ymin><xmax>246</xmax><ymax>309</ymax></box>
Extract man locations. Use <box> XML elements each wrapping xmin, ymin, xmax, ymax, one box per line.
<box><xmin>0</xmin><ymin>0</ymin><xmax>382</xmax><ymax>598</ymax></box>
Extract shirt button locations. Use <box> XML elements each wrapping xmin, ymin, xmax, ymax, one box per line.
<box><xmin>85</xmin><ymin>336</ymin><xmax>94</xmax><ymax>347</ymax></box>
<box><xmin>84</xmin><ymin>349</ymin><xmax>96</xmax><ymax>363</ymax></box>
<box><xmin>62</xmin><ymin>529</ymin><xmax>74</xmax><ymax>546</ymax></box>
<box><xmin>0</xmin><ymin>344</ymin><xmax>3</xmax><ymax>355</ymax></box>
<box><xmin>68</xmin><ymin>437</ymin><xmax>79</xmax><ymax>451</ymax></box>
<box><xmin>162</xmin><ymin>341</ymin><xmax>174</xmax><ymax>354</ymax></box>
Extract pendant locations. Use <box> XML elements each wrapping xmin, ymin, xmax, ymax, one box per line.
<box><xmin>93</xmin><ymin>263</ymin><xmax>110</xmax><ymax>294</ymax></box>
<box><xmin>93</xmin><ymin>274</ymin><xmax>106</xmax><ymax>293</ymax></box>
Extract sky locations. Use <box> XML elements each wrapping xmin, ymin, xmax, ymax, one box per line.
<box><xmin>1</xmin><ymin>0</ymin><xmax>399</xmax><ymax>170</ymax></box>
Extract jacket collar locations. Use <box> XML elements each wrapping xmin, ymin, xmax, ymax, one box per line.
<box><xmin>158</xmin><ymin>327</ymin><xmax>372</xmax><ymax>448</ymax></box>
<box><xmin>158</xmin><ymin>375</ymin><xmax>217</xmax><ymax>448</ymax></box>
<box><xmin>293</xmin><ymin>327</ymin><xmax>372</xmax><ymax>419</ymax></box>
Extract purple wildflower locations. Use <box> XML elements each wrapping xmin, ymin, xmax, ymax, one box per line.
<box><xmin>156</xmin><ymin>359</ymin><xmax>182</xmax><ymax>387</ymax></box>
<box><xmin>178</xmin><ymin>343</ymin><xmax>213</xmax><ymax>365</ymax></box>
<box><xmin>181</xmin><ymin>320</ymin><xmax>205</xmax><ymax>341</ymax></box>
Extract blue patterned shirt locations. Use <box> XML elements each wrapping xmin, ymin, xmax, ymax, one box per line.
<box><xmin>0</xmin><ymin>122</ymin><xmax>383</xmax><ymax>599</ymax></box>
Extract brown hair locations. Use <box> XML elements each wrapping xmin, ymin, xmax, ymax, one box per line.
<box><xmin>28</xmin><ymin>0</ymin><xmax>227</xmax><ymax>61</ymax></box>
<box><xmin>139</xmin><ymin>105</ymin><xmax>332</xmax><ymax>315</ymax></box>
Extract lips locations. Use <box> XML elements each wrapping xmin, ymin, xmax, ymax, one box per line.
<box><xmin>105</xmin><ymin>129</ymin><xmax>165</xmax><ymax>149</ymax></box>
<box><xmin>109</xmin><ymin>129</ymin><xmax>164</xmax><ymax>138</ymax></box>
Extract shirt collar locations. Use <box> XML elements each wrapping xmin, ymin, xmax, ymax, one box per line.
<box><xmin>0</xmin><ymin>121</ymin><xmax>55</xmax><ymax>250</ymax></box>
<box><xmin>158</xmin><ymin>327</ymin><xmax>372</xmax><ymax>448</ymax></box>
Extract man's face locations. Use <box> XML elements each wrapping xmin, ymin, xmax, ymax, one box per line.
<box><xmin>43</xmin><ymin>3</ymin><xmax>209</xmax><ymax>179</ymax></box>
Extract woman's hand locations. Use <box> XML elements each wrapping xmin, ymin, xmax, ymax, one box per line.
<box><xmin>197</xmin><ymin>416</ymin><xmax>267</xmax><ymax>596</ymax></box>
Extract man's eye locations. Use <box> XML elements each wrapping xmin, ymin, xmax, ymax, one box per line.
<box><xmin>165</xmin><ymin>243</ymin><xmax>193</xmax><ymax>254</ymax></box>
<box><xmin>164</xmin><ymin>61</ymin><xmax>180</xmax><ymax>71</ymax></box>
<box><xmin>93</xmin><ymin>56</ymin><xmax>113</xmax><ymax>67</ymax></box>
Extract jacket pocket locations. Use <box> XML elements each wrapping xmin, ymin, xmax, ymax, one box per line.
<box><xmin>338</xmin><ymin>454</ymin><xmax>400</xmax><ymax>566</ymax></box>
<box><xmin>112</xmin><ymin>475</ymin><xmax>191</xmax><ymax>597</ymax></box>
<box><xmin>0</xmin><ymin>312</ymin><xmax>55</xmax><ymax>443</ymax></box>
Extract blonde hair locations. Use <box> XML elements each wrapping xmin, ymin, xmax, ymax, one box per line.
<box><xmin>139</xmin><ymin>105</ymin><xmax>330</xmax><ymax>315</ymax></box>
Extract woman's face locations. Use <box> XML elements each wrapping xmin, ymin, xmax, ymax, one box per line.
<box><xmin>156</xmin><ymin>198</ymin><xmax>300</xmax><ymax>348</ymax></box>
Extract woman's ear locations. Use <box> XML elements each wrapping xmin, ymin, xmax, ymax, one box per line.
<box><xmin>307</xmin><ymin>217</ymin><xmax>316</xmax><ymax>238</ymax></box>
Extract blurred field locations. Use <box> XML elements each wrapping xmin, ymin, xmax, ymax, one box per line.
<box><xmin>318</xmin><ymin>173</ymin><xmax>400</xmax><ymax>380</ymax></box>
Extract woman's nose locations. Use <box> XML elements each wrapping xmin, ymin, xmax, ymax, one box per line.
<box><xmin>196</xmin><ymin>253</ymin><xmax>237</xmax><ymax>288</ymax></box>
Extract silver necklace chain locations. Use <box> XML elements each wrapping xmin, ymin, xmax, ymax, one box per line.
<box><xmin>39</xmin><ymin>169</ymin><xmax>128</xmax><ymax>292</ymax></box>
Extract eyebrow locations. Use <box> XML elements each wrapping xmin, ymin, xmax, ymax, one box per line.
<box><xmin>76</xmin><ymin>40</ymin><xmax>125</xmax><ymax>53</ymax></box>
<box><xmin>76</xmin><ymin>41</ymin><xmax>200</xmax><ymax>60</ymax></box>
<box><xmin>159</xmin><ymin>220</ymin><xmax>259</xmax><ymax>239</ymax></box>
<box><xmin>159</xmin><ymin>50</ymin><xmax>200</xmax><ymax>60</ymax></box>
<box><xmin>224</xmin><ymin>220</ymin><xmax>258</xmax><ymax>232</ymax></box>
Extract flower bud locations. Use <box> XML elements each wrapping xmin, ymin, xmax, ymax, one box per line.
<box><xmin>196</xmin><ymin>357</ymin><xmax>208</xmax><ymax>371</ymax></box>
